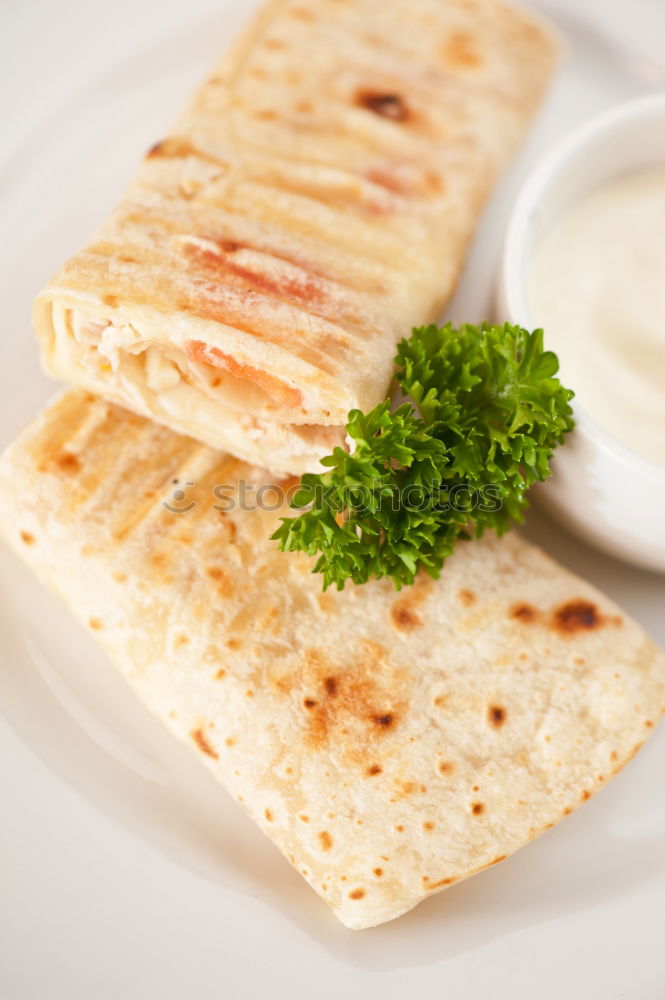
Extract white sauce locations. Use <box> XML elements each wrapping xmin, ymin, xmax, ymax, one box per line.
<box><xmin>530</xmin><ymin>167</ymin><xmax>665</xmax><ymax>465</ymax></box>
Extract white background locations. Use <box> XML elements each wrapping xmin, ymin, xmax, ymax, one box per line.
<box><xmin>1</xmin><ymin>1</ymin><xmax>665</xmax><ymax>997</ymax></box>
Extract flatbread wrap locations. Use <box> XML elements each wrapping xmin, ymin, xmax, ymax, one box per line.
<box><xmin>1</xmin><ymin>390</ymin><xmax>663</xmax><ymax>929</ymax></box>
<box><xmin>34</xmin><ymin>0</ymin><xmax>558</xmax><ymax>473</ymax></box>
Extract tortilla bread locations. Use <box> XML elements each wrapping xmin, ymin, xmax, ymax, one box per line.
<box><xmin>1</xmin><ymin>390</ymin><xmax>663</xmax><ymax>928</ymax></box>
<box><xmin>34</xmin><ymin>0</ymin><xmax>558</xmax><ymax>473</ymax></box>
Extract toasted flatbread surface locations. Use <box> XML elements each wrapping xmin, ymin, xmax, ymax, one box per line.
<box><xmin>34</xmin><ymin>0</ymin><xmax>558</xmax><ymax>472</ymax></box>
<box><xmin>1</xmin><ymin>391</ymin><xmax>663</xmax><ymax>928</ymax></box>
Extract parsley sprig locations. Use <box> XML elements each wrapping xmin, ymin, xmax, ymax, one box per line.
<box><xmin>272</xmin><ymin>323</ymin><xmax>574</xmax><ymax>590</ymax></box>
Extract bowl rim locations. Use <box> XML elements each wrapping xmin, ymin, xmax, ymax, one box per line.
<box><xmin>501</xmin><ymin>91</ymin><xmax>665</xmax><ymax>480</ymax></box>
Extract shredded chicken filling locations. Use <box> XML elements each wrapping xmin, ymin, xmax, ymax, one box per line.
<box><xmin>48</xmin><ymin>305</ymin><xmax>346</xmax><ymax>471</ymax></box>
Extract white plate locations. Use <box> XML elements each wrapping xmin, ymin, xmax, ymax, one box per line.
<box><xmin>1</xmin><ymin>1</ymin><xmax>664</xmax><ymax>996</ymax></box>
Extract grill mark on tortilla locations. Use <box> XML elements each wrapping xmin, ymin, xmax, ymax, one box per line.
<box><xmin>116</xmin><ymin>201</ymin><xmax>388</xmax><ymax>294</ymax></box>
<box><xmin>191</xmin><ymin>727</ymin><xmax>219</xmax><ymax>759</ymax></box>
<box><xmin>120</xmin><ymin>187</ymin><xmax>393</xmax><ymax>295</ymax></box>
<box><xmin>365</xmin><ymin>164</ymin><xmax>444</xmax><ymax>198</ymax></box>
<box><xmin>510</xmin><ymin>601</ymin><xmax>538</xmax><ymax>623</ymax></box>
<box><xmin>180</xmin><ymin>239</ymin><xmax>378</xmax><ymax>338</ymax></box>
<box><xmin>488</xmin><ymin>704</ymin><xmax>506</xmax><ymax>727</ymax></box>
<box><xmin>206</xmin><ymin>565</ymin><xmax>234</xmax><ymax>597</ymax></box>
<box><xmin>146</xmin><ymin>137</ymin><xmax>230</xmax><ymax>172</ymax></box>
<box><xmin>424</xmin><ymin>876</ymin><xmax>457</xmax><ymax>890</ymax></box>
<box><xmin>318</xmin><ymin>831</ymin><xmax>333</xmax><ymax>851</ymax></box>
<box><xmin>551</xmin><ymin>599</ymin><xmax>622</xmax><ymax>635</ymax></box>
<box><xmin>390</xmin><ymin>575</ymin><xmax>432</xmax><ymax>631</ymax></box>
<box><xmin>390</xmin><ymin>604</ymin><xmax>422</xmax><ymax>630</ymax></box>
<box><xmin>440</xmin><ymin>31</ymin><xmax>483</xmax><ymax>69</ymax></box>
<box><xmin>60</xmin><ymin>253</ymin><xmax>354</xmax><ymax>377</ymax></box>
<box><xmin>240</xmin><ymin>162</ymin><xmax>403</xmax><ymax>219</ymax></box>
<box><xmin>293</xmin><ymin>644</ymin><xmax>406</xmax><ymax>753</ymax></box>
<box><xmin>356</xmin><ymin>90</ymin><xmax>410</xmax><ymax>122</ymax></box>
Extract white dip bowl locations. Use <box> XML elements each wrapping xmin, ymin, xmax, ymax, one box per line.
<box><xmin>498</xmin><ymin>94</ymin><xmax>665</xmax><ymax>574</ymax></box>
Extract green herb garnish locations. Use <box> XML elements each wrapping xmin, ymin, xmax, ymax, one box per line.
<box><xmin>272</xmin><ymin>322</ymin><xmax>574</xmax><ymax>590</ymax></box>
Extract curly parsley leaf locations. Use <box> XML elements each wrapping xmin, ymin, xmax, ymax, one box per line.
<box><xmin>272</xmin><ymin>323</ymin><xmax>574</xmax><ymax>590</ymax></box>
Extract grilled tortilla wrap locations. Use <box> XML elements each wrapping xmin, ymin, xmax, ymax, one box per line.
<box><xmin>34</xmin><ymin>0</ymin><xmax>558</xmax><ymax>473</ymax></box>
<box><xmin>1</xmin><ymin>390</ymin><xmax>663</xmax><ymax>928</ymax></box>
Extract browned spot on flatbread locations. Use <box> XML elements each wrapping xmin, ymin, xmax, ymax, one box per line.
<box><xmin>356</xmin><ymin>89</ymin><xmax>410</xmax><ymax>122</ymax></box>
<box><xmin>471</xmin><ymin>802</ymin><xmax>485</xmax><ymax>816</ymax></box>
<box><xmin>553</xmin><ymin>599</ymin><xmax>599</xmax><ymax>633</ymax></box>
<box><xmin>441</xmin><ymin>31</ymin><xmax>482</xmax><ymax>68</ymax></box>
<box><xmin>510</xmin><ymin>602</ymin><xmax>538</xmax><ymax>623</ymax></box>
<box><xmin>390</xmin><ymin>604</ymin><xmax>421</xmax><ymax>630</ymax></box>
<box><xmin>191</xmin><ymin>727</ymin><xmax>218</xmax><ymax>760</ymax></box>
<box><xmin>295</xmin><ymin>644</ymin><xmax>406</xmax><ymax>756</ymax></box>
<box><xmin>390</xmin><ymin>575</ymin><xmax>432</xmax><ymax>631</ymax></box>
<box><xmin>318</xmin><ymin>831</ymin><xmax>333</xmax><ymax>851</ymax></box>
<box><xmin>470</xmin><ymin>854</ymin><xmax>509</xmax><ymax>876</ymax></box>
<box><xmin>264</xmin><ymin>808</ymin><xmax>274</xmax><ymax>822</ymax></box>
<box><xmin>19</xmin><ymin>531</ymin><xmax>35</xmax><ymax>546</ymax></box>
<box><xmin>88</xmin><ymin>618</ymin><xmax>103</xmax><ymax>631</ymax></box>
<box><xmin>54</xmin><ymin>451</ymin><xmax>80</xmax><ymax>473</ymax></box>
<box><xmin>373</xmin><ymin>868</ymin><xmax>383</xmax><ymax>877</ymax></box>
<box><xmin>323</xmin><ymin>676</ymin><xmax>338</xmax><ymax>696</ymax></box>
<box><xmin>289</xmin><ymin>6</ymin><xmax>315</xmax><ymax>20</ymax></box>
<box><xmin>488</xmin><ymin>704</ymin><xmax>507</xmax><ymax>727</ymax></box>
<box><xmin>458</xmin><ymin>588</ymin><xmax>476</xmax><ymax>606</ymax></box>
<box><xmin>367</xmin><ymin>763</ymin><xmax>382</xmax><ymax>776</ymax></box>
<box><xmin>174</xmin><ymin>634</ymin><xmax>189</xmax><ymax>648</ymax></box>
<box><xmin>551</xmin><ymin>599</ymin><xmax>622</xmax><ymax>635</ymax></box>
<box><xmin>206</xmin><ymin>566</ymin><xmax>232</xmax><ymax>597</ymax></box>
<box><xmin>581</xmin><ymin>790</ymin><xmax>591</xmax><ymax>801</ymax></box>
<box><xmin>425</xmin><ymin>876</ymin><xmax>457</xmax><ymax>891</ymax></box>
<box><xmin>438</xmin><ymin>761</ymin><xmax>455</xmax><ymax>775</ymax></box>
<box><xmin>423</xmin><ymin>821</ymin><xmax>434</xmax><ymax>832</ymax></box>
<box><xmin>348</xmin><ymin>888</ymin><xmax>365</xmax><ymax>900</ymax></box>
<box><xmin>216</xmin><ymin>668</ymin><xmax>226</xmax><ymax>680</ymax></box>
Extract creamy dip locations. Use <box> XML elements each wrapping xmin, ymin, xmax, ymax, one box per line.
<box><xmin>530</xmin><ymin>167</ymin><xmax>665</xmax><ymax>465</ymax></box>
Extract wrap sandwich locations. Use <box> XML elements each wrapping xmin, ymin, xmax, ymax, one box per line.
<box><xmin>34</xmin><ymin>0</ymin><xmax>558</xmax><ymax>473</ymax></box>
<box><xmin>1</xmin><ymin>390</ymin><xmax>663</xmax><ymax>929</ymax></box>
